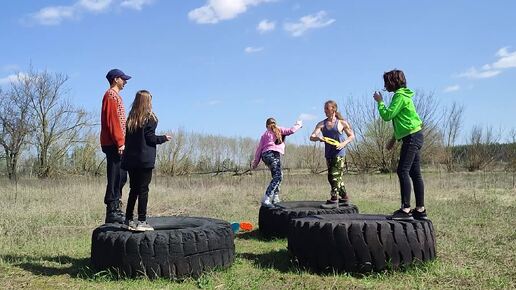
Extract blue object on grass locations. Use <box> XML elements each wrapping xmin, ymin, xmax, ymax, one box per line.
<box><xmin>230</xmin><ymin>222</ymin><xmax>240</xmax><ymax>234</ymax></box>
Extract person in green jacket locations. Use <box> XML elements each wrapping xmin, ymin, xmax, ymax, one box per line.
<box><xmin>373</xmin><ymin>69</ymin><xmax>427</xmax><ymax>221</ymax></box>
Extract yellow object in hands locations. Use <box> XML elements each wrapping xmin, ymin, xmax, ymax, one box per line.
<box><xmin>323</xmin><ymin>137</ymin><xmax>341</xmax><ymax>146</ymax></box>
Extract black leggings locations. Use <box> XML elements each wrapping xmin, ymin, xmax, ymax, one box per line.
<box><xmin>126</xmin><ymin>168</ymin><xmax>153</xmax><ymax>221</ymax></box>
<box><xmin>397</xmin><ymin>131</ymin><xmax>425</xmax><ymax>209</ymax></box>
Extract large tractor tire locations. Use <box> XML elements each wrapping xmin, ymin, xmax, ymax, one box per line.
<box><xmin>288</xmin><ymin>214</ymin><xmax>436</xmax><ymax>273</ymax></box>
<box><xmin>91</xmin><ymin>216</ymin><xmax>235</xmax><ymax>279</ymax></box>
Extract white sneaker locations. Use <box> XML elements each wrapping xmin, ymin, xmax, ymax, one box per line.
<box><xmin>261</xmin><ymin>194</ymin><xmax>273</xmax><ymax>207</ymax></box>
<box><xmin>272</xmin><ymin>194</ymin><xmax>281</xmax><ymax>204</ymax></box>
<box><xmin>134</xmin><ymin>221</ymin><xmax>154</xmax><ymax>231</ymax></box>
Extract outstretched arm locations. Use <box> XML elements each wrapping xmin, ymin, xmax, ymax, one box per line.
<box><xmin>280</xmin><ymin>120</ymin><xmax>303</xmax><ymax>136</ymax></box>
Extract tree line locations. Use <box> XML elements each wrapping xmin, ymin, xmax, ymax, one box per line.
<box><xmin>0</xmin><ymin>69</ymin><xmax>515</xmax><ymax>181</ymax></box>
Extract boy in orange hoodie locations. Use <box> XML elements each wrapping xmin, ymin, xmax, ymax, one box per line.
<box><xmin>100</xmin><ymin>69</ymin><xmax>131</xmax><ymax>224</ymax></box>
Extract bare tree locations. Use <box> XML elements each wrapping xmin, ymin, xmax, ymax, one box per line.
<box><xmin>21</xmin><ymin>68</ymin><xmax>94</xmax><ymax>177</ymax></box>
<box><xmin>441</xmin><ymin>102</ymin><xmax>464</xmax><ymax>172</ymax></box>
<box><xmin>506</xmin><ymin>129</ymin><xmax>516</xmax><ymax>188</ymax></box>
<box><xmin>157</xmin><ymin>129</ymin><xmax>191</xmax><ymax>176</ymax></box>
<box><xmin>69</xmin><ymin>132</ymin><xmax>103</xmax><ymax>175</ymax></box>
<box><xmin>0</xmin><ymin>82</ymin><xmax>34</xmax><ymax>180</ymax></box>
<box><xmin>465</xmin><ymin>125</ymin><xmax>501</xmax><ymax>171</ymax></box>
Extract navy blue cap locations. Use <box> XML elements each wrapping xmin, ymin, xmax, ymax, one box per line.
<box><xmin>106</xmin><ymin>69</ymin><xmax>131</xmax><ymax>83</ymax></box>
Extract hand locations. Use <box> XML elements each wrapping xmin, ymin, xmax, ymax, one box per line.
<box><xmin>373</xmin><ymin>91</ymin><xmax>383</xmax><ymax>102</ymax></box>
<box><xmin>250</xmin><ymin>160</ymin><xmax>257</xmax><ymax>170</ymax></box>
<box><xmin>295</xmin><ymin>120</ymin><xmax>303</xmax><ymax>127</ymax></box>
<box><xmin>336</xmin><ymin>142</ymin><xmax>347</xmax><ymax>150</ymax></box>
<box><xmin>165</xmin><ymin>135</ymin><xmax>172</xmax><ymax>141</ymax></box>
<box><xmin>386</xmin><ymin>137</ymin><xmax>395</xmax><ymax>151</ymax></box>
<box><xmin>118</xmin><ymin>145</ymin><xmax>125</xmax><ymax>155</ymax></box>
<box><xmin>319</xmin><ymin>136</ymin><xmax>325</xmax><ymax>142</ymax></box>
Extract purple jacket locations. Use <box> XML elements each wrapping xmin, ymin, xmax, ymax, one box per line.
<box><xmin>252</xmin><ymin>122</ymin><xmax>302</xmax><ymax>168</ymax></box>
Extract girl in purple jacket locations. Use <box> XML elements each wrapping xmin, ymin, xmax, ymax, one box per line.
<box><xmin>252</xmin><ymin>118</ymin><xmax>302</xmax><ymax>207</ymax></box>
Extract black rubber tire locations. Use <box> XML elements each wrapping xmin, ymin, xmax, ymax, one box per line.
<box><xmin>259</xmin><ymin>201</ymin><xmax>359</xmax><ymax>238</ymax></box>
<box><xmin>91</xmin><ymin>216</ymin><xmax>235</xmax><ymax>279</ymax></box>
<box><xmin>288</xmin><ymin>214</ymin><xmax>436</xmax><ymax>273</ymax></box>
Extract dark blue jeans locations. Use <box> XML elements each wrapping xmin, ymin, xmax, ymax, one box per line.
<box><xmin>102</xmin><ymin>145</ymin><xmax>127</xmax><ymax>205</ymax></box>
<box><xmin>397</xmin><ymin>131</ymin><xmax>425</xmax><ymax>209</ymax></box>
<box><xmin>261</xmin><ymin>150</ymin><xmax>282</xmax><ymax>197</ymax></box>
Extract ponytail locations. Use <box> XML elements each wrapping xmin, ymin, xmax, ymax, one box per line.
<box><xmin>266</xmin><ymin>117</ymin><xmax>283</xmax><ymax>144</ymax></box>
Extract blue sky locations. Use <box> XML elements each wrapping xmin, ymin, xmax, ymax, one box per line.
<box><xmin>1</xmin><ymin>0</ymin><xmax>515</xmax><ymax>144</ymax></box>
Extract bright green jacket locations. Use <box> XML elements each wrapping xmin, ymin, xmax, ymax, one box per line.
<box><xmin>377</xmin><ymin>88</ymin><xmax>422</xmax><ymax>140</ymax></box>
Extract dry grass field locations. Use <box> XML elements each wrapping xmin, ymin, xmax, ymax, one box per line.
<box><xmin>0</xmin><ymin>170</ymin><xmax>515</xmax><ymax>289</ymax></box>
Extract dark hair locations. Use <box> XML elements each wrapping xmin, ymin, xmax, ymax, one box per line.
<box><xmin>383</xmin><ymin>69</ymin><xmax>407</xmax><ymax>92</ymax></box>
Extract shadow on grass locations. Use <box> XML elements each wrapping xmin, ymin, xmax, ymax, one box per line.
<box><xmin>238</xmin><ymin>249</ymin><xmax>300</xmax><ymax>274</ymax></box>
<box><xmin>238</xmin><ymin>250</ymin><xmax>439</xmax><ymax>278</ymax></box>
<box><xmin>0</xmin><ymin>254</ymin><xmax>99</xmax><ymax>279</ymax></box>
<box><xmin>235</xmin><ymin>229</ymin><xmax>286</xmax><ymax>242</ymax></box>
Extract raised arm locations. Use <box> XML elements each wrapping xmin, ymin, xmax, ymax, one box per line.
<box><xmin>280</xmin><ymin>120</ymin><xmax>303</xmax><ymax>136</ymax></box>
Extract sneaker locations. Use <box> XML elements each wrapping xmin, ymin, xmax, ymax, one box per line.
<box><xmin>124</xmin><ymin>219</ymin><xmax>137</xmax><ymax>231</ymax></box>
<box><xmin>339</xmin><ymin>196</ymin><xmax>350</xmax><ymax>206</ymax></box>
<box><xmin>326</xmin><ymin>196</ymin><xmax>339</xmax><ymax>204</ymax></box>
<box><xmin>272</xmin><ymin>194</ymin><xmax>281</xmax><ymax>204</ymax></box>
<box><xmin>261</xmin><ymin>194</ymin><xmax>274</xmax><ymax>208</ymax></box>
<box><xmin>411</xmin><ymin>208</ymin><xmax>428</xmax><ymax>220</ymax></box>
<box><xmin>321</xmin><ymin>197</ymin><xmax>339</xmax><ymax>209</ymax></box>
<box><xmin>134</xmin><ymin>221</ymin><xmax>154</xmax><ymax>232</ymax></box>
<box><xmin>390</xmin><ymin>208</ymin><xmax>414</xmax><ymax>221</ymax></box>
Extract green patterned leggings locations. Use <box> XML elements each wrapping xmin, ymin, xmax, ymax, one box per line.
<box><xmin>326</xmin><ymin>156</ymin><xmax>348</xmax><ymax>199</ymax></box>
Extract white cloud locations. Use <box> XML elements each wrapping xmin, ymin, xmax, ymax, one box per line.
<box><xmin>29</xmin><ymin>6</ymin><xmax>76</xmax><ymax>25</ymax></box>
<box><xmin>298</xmin><ymin>113</ymin><xmax>317</xmax><ymax>121</ymax></box>
<box><xmin>257</xmin><ymin>19</ymin><xmax>275</xmax><ymax>33</ymax></box>
<box><xmin>188</xmin><ymin>0</ymin><xmax>275</xmax><ymax>24</ymax></box>
<box><xmin>0</xmin><ymin>73</ymin><xmax>28</xmax><ymax>86</ymax></box>
<box><xmin>284</xmin><ymin>11</ymin><xmax>335</xmax><ymax>37</ymax></box>
<box><xmin>490</xmin><ymin>47</ymin><xmax>516</xmax><ymax>69</ymax></box>
<box><xmin>458</xmin><ymin>47</ymin><xmax>516</xmax><ymax>79</ymax></box>
<box><xmin>244</xmin><ymin>46</ymin><xmax>264</xmax><ymax>53</ymax></box>
<box><xmin>78</xmin><ymin>0</ymin><xmax>113</xmax><ymax>12</ymax></box>
<box><xmin>120</xmin><ymin>0</ymin><xmax>153</xmax><ymax>11</ymax></box>
<box><xmin>25</xmin><ymin>0</ymin><xmax>152</xmax><ymax>26</ymax></box>
<box><xmin>457</xmin><ymin>67</ymin><xmax>501</xmax><ymax>79</ymax></box>
<box><xmin>443</xmin><ymin>85</ymin><xmax>460</xmax><ymax>93</ymax></box>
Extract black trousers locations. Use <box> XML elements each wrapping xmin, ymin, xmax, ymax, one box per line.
<box><xmin>397</xmin><ymin>131</ymin><xmax>425</xmax><ymax>209</ymax></box>
<box><xmin>102</xmin><ymin>145</ymin><xmax>127</xmax><ymax>205</ymax></box>
<box><xmin>126</xmin><ymin>168</ymin><xmax>153</xmax><ymax>221</ymax></box>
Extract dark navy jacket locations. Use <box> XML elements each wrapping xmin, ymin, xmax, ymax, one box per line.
<box><xmin>121</xmin><ymin>119</ymin><xmax>167</xmax><ymax>169</ymax></box>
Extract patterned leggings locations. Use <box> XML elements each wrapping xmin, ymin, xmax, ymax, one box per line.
<box><xmin>326</xmin><ymin>156</ymin><xmax>347</xmax><ymax>199</ymax></box>
<box><xmin>261</xmin><ymin>150</ymin><xmax>282</xmax><ymax>197</ymax></box>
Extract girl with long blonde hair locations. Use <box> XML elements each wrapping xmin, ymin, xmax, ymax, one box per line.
<box><xmin>121</xmin><ymin>90</ymin><xmax>171</xmax><ymax>231</ymax></box>
<box><xmin>310</xmin><ymin>100</ymin><xmax>355</xmax><ymax>208</ymax></box>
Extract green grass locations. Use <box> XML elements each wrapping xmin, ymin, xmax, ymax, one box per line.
<box><xmin>0</xmin><ymin>171</ymin><xmax>515</xmax><ymax>289</ymax></box>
